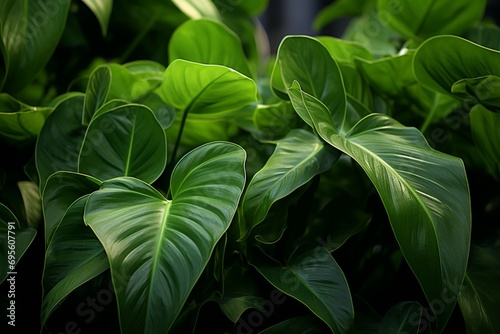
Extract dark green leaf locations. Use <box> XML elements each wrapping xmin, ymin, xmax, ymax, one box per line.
<box><xmin>253</xmin><ymin>246</ymin><xmax>354</xmax><ymax>333</ymax></box>
<box><xmin>41</xmin><ymin>196</ymin><xmax>108</xmax><ymax>327</ymax></box>
<box><xmin>288</xmin><ymin>82</ymin><xmax>471</xmax><ymax>332</ymax></box>
<box><xmin>313</xmin><ymin>0</ymin><xmax>373</xmax><ymax>31</ymax></box>
<box><xmin>260</xmin><ymin>315</ymin><xmax>328</xmax><ymax>333</ymax></box>
<box><xmin>83</xmin><ymin>66</ymin><xmax>111</xmax><ymax>125</ymax></box>
<box><xmin>378</xmin><ymin>301</ymin><xmax>422</xmax><ymax>334</ymax></box>
<box><xmin>84</xmin><ymin>142</ymin><xmax>246</xmax><ymax>334</ymax></box>
<box><xmin>78</xmin><ymin>104</ymin><xmax>167</xmax><ymax>183</ymax></box>
<box><xmin>470</xmin><ymin>104</ymin><xmax>500</xmax><ymax>180</ymax></box>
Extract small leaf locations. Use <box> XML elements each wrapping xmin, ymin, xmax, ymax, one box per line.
<box><xmin>313</xmin><ymin>0</ymin><xmax>372</xmax><ymax>31</ymax></box>
<box><xmin>253</xmin><ymin>246</ymin><xmax>354</xmax><ymax>333</ymax></box>
<box><xmin>83</xmin><ymin>66</ymin><xmax>111</xmax><ymax>125</ymax></box>
<box><xmin>78</xmin><ymin>104</ymin><xmax>167</xmax><ymax>183</ymax></box>
<box><xmin>84</xmin><ymin>142</ymin><xmax>246</xmax><ymax>334</ymax></box>
<box><xmin>82</xmin><ymin>0</ymin><xmax>113</xmax><ymax>36</ymax></box>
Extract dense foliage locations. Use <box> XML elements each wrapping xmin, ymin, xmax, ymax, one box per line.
<box><xmin>1</xmin><ymin>0</ymin><xmax>499</xmax><ymax>333</ymax></box>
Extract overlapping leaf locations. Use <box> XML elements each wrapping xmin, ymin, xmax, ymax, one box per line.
<box><xmin>84</xmin><ymin>142</ymin><xmax>246</xmax><ymax>334</ymax></box>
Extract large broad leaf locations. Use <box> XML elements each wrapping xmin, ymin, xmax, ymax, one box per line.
<box><xmin>41</xmin><ymin>171</ymin><xmax>101</xmax><ymax>246</ymax></box>
<box><xmin>0</xmin><ymin>93</ymin><xmax>52</xmax><ymax>141</ymax></box>
<box><xmin>41</xmin><ymin>195</ymin><xmax>108</xmax><ymax>327</ymax></box>
<box><xmin>78</xmin><ymin>104</ymin><xmax>167</xmax><ymax>183</ymax></box>
<box><xmin>239</xmin><ymin>129</ymin><xmax>339</xmax><ymax>239</ymax></box>
<box><xmin>252</xmin><ymin>246</ymin><xmax>354</xmax><ymax>333</ymax></box>
<box><xmin>0</xmin><ymin>0</ymin><xmax>71</xmax><ymax>93</ymax></box>
<box><xmin>458</xmin><ymin>245</ymin><xmax>500</xmax><ymax>333</ymax></box>
<box><xmin>414</xmin><ymin>35</ymin><xmax>500</xmax><ymax>109</ymax></box>
<box><xmin>0</xmin><ymin>203</ymin><xmax>36</xmax><ymax>284</ymax></box>
<box><xmin>470</xmin><ymin>104</ymin><xmax>500</xmax><ymax>180</ymax></box>
<box><xmin>82</xmin><ymin>0</ymin><xmax>113</xmax><ymax>36</ymax></box>
<box><xmin>378</xmin><ymin>302</ymin><xmax>423</xmax><ymax>334</ymax></box>
<box><xmin>272</xmin><ymin>36</ymin><xmax>347</xmax><ymax>132</ymax></box>
<box><xmin>169</xmin><ymin>19</ymin><xmax>252</xmax><ymax>78</ymax></box>
<box><xmin>287</xmin><ymin>82</ymin><xmax>471</xmax><ymax>332</ymax></box>
<box><xmin>378</xmin><ymin>0</ymin><xmax>486</xmax><ymax>39</ymax></box>
<box><xmin>84</xmin><ymin>142</ymin><xmax>246</xmax><ymax>334</ymax></box>
<box><xmin>35</xmin><ymin>95</ymin><xmax>86</xmax><ymax>192</ymax></box>
<box><xmin>160</xmin><ymin>59</ymin><xmax>257</xmax><ymax>116</ymax></box>
<box><xmin>171</xmin><ymin>0</ymin><xmax>220</xmax><ymax>20</ymax></box>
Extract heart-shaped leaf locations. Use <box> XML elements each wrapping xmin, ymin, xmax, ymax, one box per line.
<box><xmin>169</xmin><ymin>19</ymin><xmax>252</xmax><ymax>78</ymax></box>
<box><xmin>41</xmin><ymin>195</ymin><xmax>108</xmax><ymax>327</ymax></box>
<box><xmin>288</xmin><ymin>82</ymin><xmax>471</xmax><ymax>332</ymax></box>
<box><xmin>240</xmin><ymin>129</ymin><xmax>340</xmax><ymax>239</ymax></box>
<box><xmin>84</xmin><ymin>142</ymin><xmax>246</xmax><ymax>334</ymax></box>
<box><xmin>378</xmin><ymin>0</ymin><xmax>487</xmax><ymax>39</ymax></box>
<box><xmin>78</xmin><ymin>104</ymin><xmax>167</xmax><ymax>183</ymax></box>
<box><xmin>252</xmin><ymin>246</ymin><xmax>354</xmax><ymax>333</ymax></box>
<box><xmin>0</xmin><ymin>0</ymin><xmax>71</xmax><ymax>93</ymax></box>
<box><xmin>414</xmin><ymin>35</ymin><xmax>500</xmax><ymax>109</ymax></box>
<box><xmin>36</xmin><ymin>95</ymin><xmax>86</xmax><ymax>192</ymax></box>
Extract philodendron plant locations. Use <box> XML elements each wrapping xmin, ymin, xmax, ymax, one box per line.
<box><xmin>1</xmin><ymin>0</ymin><xmax>499</xmax><ymax>333</ymax></box>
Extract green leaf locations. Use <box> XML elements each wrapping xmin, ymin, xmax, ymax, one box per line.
<box><xmin>464</xmin><ymin>23</ymin><xmax>500</xmax><ymax>51</ymax></box>
<box><xmin>78</xmin><ymin>104</ymin><xmax>167</xmax><ymax>183</ymax></box>
<box><xmin>35</xmin><ymin>95</ymin><xmax>86</xmax><ymax>191</ymax></box>
<box><xmin>470</xmin><ymin>104</ymin><xmax>500</xmax><ymax>180</ymax></box>
<box><xmin>0</xmin><ymin>203</ymin><xmax>36</xmax><ymax>283</ymax></box>
<box><xmin>0</xmin><ymin>0</ymin><xmax>71</xmax><ymax>93</ymax></box>
<box><xmin>240</xmin><ymin>129</ymin><xmax>339</xmax><ymax>239</ymax></box>
<box><xmin>82</xmin><ymin>0</ymin><xmax>113</xmax><ymax>36</ymax></box>
<box><xmin>41</xmin><ymin>196</ymin><xmax>108</xmax><ymax>327</ymax></box>
<box><xmin>355</xmin><ymin>52</ymin><xmax>416</xmax><ymax>96</ymax></box>
<box><xmin>84</xmin><ymin>142</ymin><xmax>246</xmax><ymax>334</ymax></box>
<box><xmin>253</xmin><ymin>102</ymin><xmax>299</xmax><ymax>140</ymax></box>
<box><xmin>41</xmin><ymin>171</ymin><xmax>101</xmax><ymax>246</ymax></box>
<box><xmin>171</xmin><ymin>0</ymin><xmax>220</xmax><ymax>20</ymax></box>
<box><xmin>253</xmin><ymin>246</ymin><xmax>354</xmax><ymax>333</ymax></box>
<box><xmin>313</xmin><ymin>0</ymin><xmax>373</xmax><ymax>31</ymax></box>
<box><xmin>378</xmin><ymin>302</ymin><xmax>423</xmax><ymax>334</ymax></box>
<box><xmin>17</xmin><ymin>180</ymin><xmax>41</xmax><ymax>229</ymax></box>
<box><xmin>169</xmin><ymin>19</ymin><xmax>252</xmax><ymax>78</ymax></box>
<box><xmin>160</xmin><ymin>59</ymin><xmax>257</xmax><ymax>115</ymax></box>
<box><xmin>458</xmin><ymin>245</ymin><xmax>500</xmax><ymax>334</ymax></box>
<box><xmin>378</xmin><ymin>0</ymin><xmax>487</xmax><ymax>39</ymax></box>
<box><xmin>288</xmin><ymin>82</ymin><xmax>471</xmax><ymax>332</ymax></box>
<box><xmin>260</xmin><ymin>315</ymin><xmax>328</xmax><ymax>333</ymax></box>
<box><xmin>83</xmin><ymin>66</ymin><xmax>111</xmax><ymax>125</ymax></box>
<box><xmin>274</xmin><ymin>36</ymin><xmax>347</xmax><ymax>133</ymax></box>
<box><xmin>316</xmin><ymin>36</ymin><xmax>372</xmax><ymax>64</ymax></box>
<box><xmin>414</xmin><ymin>35</ymin><xmax>500</xmax><ymax>107</ymax></box>
<box><xmin>451</xmin><ymin>76</ymin><xmax>500</xmax><ymax>112</ymax></box>
<box><xmin>0</xmin><ymin>93</ymin><xmax>52</xmax><ymax>141</ymax></box>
